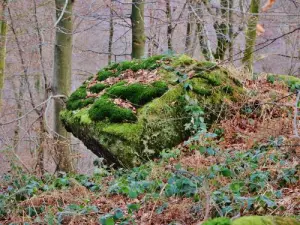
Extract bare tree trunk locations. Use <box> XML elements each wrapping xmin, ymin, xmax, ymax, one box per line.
<box><xmin>53</xmin><ymin>0</ymin><xmax>74</xmax><ymax>173</ymax></box>
<box><xmin>0</xmin><ymin>0</ymin><xmax>7</xmax><ymax>110</ymax></box>
<box><xmin>165</xmin><ymin>0</ymin><xmax>173</xmax><ymax>52</ymax></box>
<box><xmin>36</xmin><ymin>118</ymin><xmax>46</xmax><ymax>175</ymax></box>
<box><xmin>108</xmin><ymin>1</ymin><xmax>114</xmax><ymax>64</ymax></box>
<box><xmin>33</xmin><ymin>0</ymin><xmax>50</xmax><ymax>175</ymax></box>
<box><xmin>197</xmin><ymin>23</ymin><xmax>210</xmax><ymax>61</ymax></box>
<box><xmin>11</xmin><ymin>80</ymin><xmax>22</xmax><ymax>153</ymax></box>
<box><xmin>242</xmin><ymin>0</ymin><xmax>260</xmax><ymax>73</ymax></box>
<box><xmin>214</xmin><ymin>0</ymin><xmax>229</xmax><ymax>60</ymax></box>
<box><xmin>148</xmin><ymin>7</ymin><xmax>155</xmax><ymax>57</ymax></box>
<box><xmin>228</xmin><ymin>0</ymin><xmax>234</xmax><ymax>61</ymax></box>
<box><xmin>193</xmin><ymin>2</ymin><xmax>212</xmax><ymax>61</ymax></box>
<box><xmin>131</xmin><ymin>0</ymin><xmax>145</xmax><ymax>59</ymax></box>
<box><xmin>185</xmin><ymin>0</ymin><xmax>193</xmax><ymax>56</ymax></box>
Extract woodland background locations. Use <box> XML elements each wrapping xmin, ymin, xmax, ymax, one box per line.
<box><xmin>0</xmin><ymin>0</ymin><xmax>300</xmax><ymax>174</ymax></box>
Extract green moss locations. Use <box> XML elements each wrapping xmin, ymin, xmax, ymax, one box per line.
<box><xmin>69</xmin><ymin>86</ymin><xmax>87</xmax><ymax>99</ymax></box>
<box><xmin>171</xmin><ymin>55</ymin><xmax>196</xmax><ymax>67</ymax></box>
<box><xmin>205</xmin><ymin>71</ymin><xmax>223</xmax><ymax>86</ymax></box>
<box><xmin>159</xmin><ymin>68</ymin><xmax>178</xmax><ymax>84</ymax></box>
<box><xmin>232</xmin><ymin>216</ymin><xmax>300</xmax><ymax>225</ymax></box>
<box><xmin>66</xmin><ymin>86</ymin><xmax>96</xmax><ymax>110</ymax></box>
<box><xmin>106</xmin><ymin>81</ymin><xmax>168</xmax><ymax>106</ymax></box>
<box><xmin>89</xmin><ymin>83</ymin><xmax>107</xmax><ymax>93</ymax></box>
<box><xmin>67</xmin><ymin>98</ymin><xmax>95</xmax><ymax>111</ymax></box>
<box><xmin>191</xmin><ymin>79</ymin><xmax>213</xmax><ymax>96</ymax></box>
<box><xmin>88</xmin><ymin>97</ymin><xmax>137</xmax><ymax>123</ymax></box>
<box><xmin>202</xmin><ymin>216</ymin><xmax>300</xmax><ymax>225</ymax></box>
<box><xmin>202</xmin><ymin>217</ymin><xmax>231</xmax><ymax>225</ymax></box>
<box><xmin>222</xmin><ymin>85</ymin><xmax>234</xmax><ymax>94</ymax></box>
<box><xmin>97</xmin><ymin>70</ymin><xmax>116</xmax><ymax>81</ymax></box>
<box><xmin>97</xmin><ymin>55</ymin><xmax>169</xmax><ymax>82</ymax></box>
<box><xmin>117</xmin><ymin>61</ymin><xmax>138</xmax><ymax>71</ymax></box>
<box><xmin>72</xmin><ymin>108</ymin><xmax>92</xmax><ymax>125</ymax></box>
<box><xmin>194</xmin><ymin>61</ymin><xmax>218</xmax><ymax>73</ymax></box>
<box><xmin>102</xmin><ymin>123</ymin><xmax>143</xmax><ymax>143</ymax></box>
<box><xmin>140</xmin><ymin>55</ymin><xmax>167</xmax><ymax>70</ymax></box>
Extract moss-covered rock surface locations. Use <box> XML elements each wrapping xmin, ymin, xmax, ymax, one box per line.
<box><xmin>61</xmin><ymin>55</ymin><xmax>244</xmax><ymax>167</ymax></box>
<box><xmin>203</xmin><ymin>216</ymin><xmax>300</xmax><ymax>225</ymax></box>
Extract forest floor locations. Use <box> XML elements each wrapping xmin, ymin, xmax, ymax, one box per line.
<box><xmin>0</xmin><ymin>77</ymin><xmax>299</xmax><ymax>225</ymax></box>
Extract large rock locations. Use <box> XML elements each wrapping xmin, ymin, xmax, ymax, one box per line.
<box><xmin>61</xmin><ymin>55</ymin><xmax>244</xmax><ymax>167</ymax></box>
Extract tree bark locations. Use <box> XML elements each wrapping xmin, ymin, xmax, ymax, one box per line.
<box><xmin>165</xmin><ymin>0</ymin><xmax>173</xmax><ymax>52</ymax></box>
<box><xmin>194</xmin><ymin>1</ymin><xmax>213</xmax><ymax>61</ymax></box>
<box><xmin>0</xmin><ymin>0</ymin><xmax>7</xmax><ymax>110</ymax></box>
<box><xmin>242</xmin><ymin>0</ymin><xmax>260</xmax><ymax>73</ymax></box>
<box><xmin>228</xmin><ymin>0</ymin><xmax>234</xmax><ymax>62</ymax></box>
<box><xmin>214</xmin><ymin>0</ymin><xmax>229</xmax><ymax>61</ymax></box>
<box><xmin>53</xmin><ymin>0</ymin><xmax>74</xmax><ymax>173</ymax></box>
<box><xmin>33</xmin><ymin>0</ymin><xmax>50</xmax><ymax>175</ymax></box>
<box><xmin>108</xmin><ymin>1</ymin><xmax>114</xmax><ymax>64</ymax></box>
<box><xmin>185</xmin><ymin>0</ymin><xmax>193</xmax><ymax>56</ymax></box>
<box><xmin>131</xmin><ymin>0</ymin><xmax>145</xmax><ymax>59</ymax></box>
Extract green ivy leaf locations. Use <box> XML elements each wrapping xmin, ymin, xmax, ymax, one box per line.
<box><xmin>113</xmin><ymin>208</ymin><xmax>124</xmax><ymax>220</ymax></box>
<box><xmin>221</xmin><ymin>168</ymin><xmax>232</xmax><ymax>177</ymax></box>
<box><xmin>100</xmin><ymin>214</ymin><xmax>115</xmax><ymax>225</ymax></box>
<box><xmin>127</xmin><ymin>203</ymin><xmax>140</xmax><ymax>213</ymax></box>
<box><xmin>128</xmin><ymin>190</ymin><xmax>138</xmax><ymax>199</ymax></box>
<box><xmin>230</xmin><ymin>182</ymin><xmax>244</xmax><ymax>193</ymax></box>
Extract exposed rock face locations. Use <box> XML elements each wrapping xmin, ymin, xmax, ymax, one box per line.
<box><xmin>61</xmin><ymin>55</ymin><xmax>244</xmax><ymax>167</ymax></box>
<box><xmin>202</xmin><ymin>216</ymin><xmax>300</xmax><ymax>225</ymax></box>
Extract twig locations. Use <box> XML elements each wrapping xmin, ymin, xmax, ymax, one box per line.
<box><xmin>54</xmin><ymin>0</ymin><xmax>69</xmax><ymax>27</ymax></box>
<box><xmin>0</xmin><ymin>95</ymin><xmax>66</xmax><ymax>126</ymax></box>
<box><xmin>148</xmin><ymin>183</ymin><xmax>168</xmax><ymax>224</ymax></box>
<box><xmin>203</xmin><ymin>184</ymin><xmax>210</xmax><ymax>221</ymax></box>
<box><xmin>293</xmin><ymin>90</ymin><xmax>300</xmax><ymax>137</ymax></box>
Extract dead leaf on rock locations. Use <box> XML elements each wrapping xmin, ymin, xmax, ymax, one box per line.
<box><xmin>113</xmin><ymin>98</ymin><xmax>137</xmax><ymax>113</ymax></box>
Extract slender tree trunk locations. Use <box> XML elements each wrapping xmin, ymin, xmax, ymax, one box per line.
<box><xmin>214</xmin><ymin>0</ymin><xmax>229</xmax><ymax>60</ymax></box>
<box><xmin>11</xmin><ymin>80</ymin><xmax>23</xmax><ymax>153</ymax></box>
<box><xmin>148</xmin><ymin>7</ymin><xmax>154</xmax><ymax>57</ymax></box>
<box><xmin>0</xmin><ymin>0</ymin><xmax>7</xmax><ymax>110</ymax></box>
<box><xmin>185</xmin><ymin>0</ymin><xmax>193</xmax><ymax>56</ymax></box>
<box><xmin>108</xmin><ymin>1</ymin><xmax>114</xmax><ymax>64</ymax></box>
<box><xmin>36</xmin><ymin>118</ymin><xmax>46</xmax><ymax>175</ymax></box>
<box><xmin>165</xmin><ymin>0</ymin><xmax>173</xmax><ymax>52</ymax></box>
<box><xmin>242</xmin><ymin>0</ymin><xmax>260</xmax><ymax>73</ymax></box>
<box><xmin>33</xmin><ymin>0</ymin><xmax>49</xmax><ymax>175</ymax></box>
<box><xmin>194</xmin><ymin>2</ymin><xmax>213</xmax><ymax>61</ymax></box>
<box><xmin>197</xmin><ymin>23</ymin><xmax>210</xmax><ymax>61</ymax></box>
<box><xmin>131</xmin><ymin>0</ymin><xmax>145</xmax><ymax>59</ymax></box>
<box><xmin>53</xmin><ymin>0</ymin><xmax>74</xmax><ymax>173</ymax></box>
<box><xmin>228</xmin><ymin>0</ymin><xmax>234</xmax><ymax>61</ymax></box>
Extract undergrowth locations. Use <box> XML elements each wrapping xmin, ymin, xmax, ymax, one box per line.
<box><xmin>0</xmin><ymin>135</ymin><xmax>298</xmax><ymax>224</ymax></box>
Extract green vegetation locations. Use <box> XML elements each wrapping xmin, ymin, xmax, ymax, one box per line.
<box><xmin>106</xmin><ymin>81</ymin><xmax>168</xmax><ymax>105</ymax></box>
<box><xmin>203</xmin><ymin>216</ymin><xmax>300</xmax><ymax>225</ymax></box>
<box><xmin>1</xmin><ymin>136</ymin><xmax>299</xmax><ymax>224</ymax></box>
<box><xmin>203</xmin><ymin>217</ymin><xmax>231</xmax><ymax>225</ymax></box>
<box><xmin>99</xmin><ymin>54</ymin><xmax>168</xmax><ymax>80</ymax></box>
<box><xmin>267</xmin><ymin>74</ymin><xmax>300</xmax><ymax>91</ymax></box>
<box><xmin>89</xmin><ymin>83</ymin><xmax>107</xmax><ymax>93</ymax></box>
<box><xmin>66</xmin><ymin>86</ymin><xmax>95</xmax><ymax>111</ymax></box>
<box><xmin>97</xmin><ymin>70</ymin><xmax>115</xmax><ymax>81</ymax></box>
<box><xmin>88</xmin><ymin>97</ymin><xmax>137</xmax><ymax>123</ymax></box>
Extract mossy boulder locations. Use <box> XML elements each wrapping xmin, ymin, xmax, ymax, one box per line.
<box><xmin>61</xmin><ymin>55</ymin><xmax>244</xmax><ymax>167</ymax></box>
<box><xmin>202</xmin><ymin>216</ymin><xmax>300</xmax><ymax>225</ymax></box>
